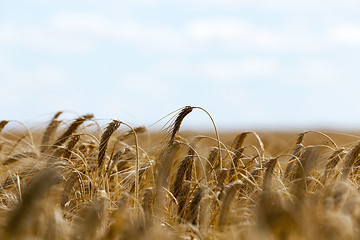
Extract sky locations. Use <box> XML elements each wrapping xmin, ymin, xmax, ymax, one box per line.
<box><xmin>1</xmin><ymin>0</ymin><xmax>360</xmax><ymax>131</ymax></box>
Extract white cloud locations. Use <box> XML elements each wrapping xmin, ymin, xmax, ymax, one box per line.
<box><xmin>0</xmin><ymin>24</ymin><xmax>18</xmax><ymax>44</ymax></box>
<box><xmin>1</xmin><ymin>64</ymin><xmax>69</xmax><ymax>93</ymax></box>
<box><xmin>0</xmin><ymin>18</ymin><xmax>190</xmax><ymax>55</ymax></box>
<box><xmin>0</xmin><ymin>64</ymin><xmax>70</xmax><ymax>112</ymax></box>
<box><xmin>114</xmin><ymin>20</ymin><xmax>184</xmax><ymax>50</ymax></box>
<box><xmin>33</xmin><ymin>0</ymin><xmax>161</xmax><ymax>4</ymax></box>
<box><xmin>121</xmin><ymin>72</ymin><xmax>174</xmax><ymax>97</ymax></box>
<box><xmin>186</xmin><ymin>18</ymin><xmax>317</xmax><ymax>52</ymax></box>
<box><xmin>114</xmin><ymin>57</ymin><xmax>282</xmax><ymax>85</ymax></box>
<box><xmin>298</xmin><ymin>60</ymin><xmax>337</xmax><ymax>82</ymax></box>
<box><xmin>188</xmin><ymin>19</ymin><xmax>249</xmax><ymax>42</ymax></box>
<box><xmin>199</xmin><ymin>57</ymin><xmax>281</xmax><ymax>82</ymax></box>
<box><xmin>281</xmin><ymin>59</ymin><xmax>357</xmax><ymax>89</ymax></box>
<box><xmin>187</xmin><ymin>18</ymin><xmax>360</xmax><ymax>53</ymax></box>
<box><xmin>2</xmin><ymin>11</ymin><xmax>359</xmax><ymax>58</ymax></box>
<box><xmin>49</xmin><ymin>13</ymin><xmax>186</xmax><ymax>51</ymax></box>
<box><xmin>0</xmin><ymin>25</ymin><xmax>95</xmax><ymax>56</ymax></box>
<box><xmin>328</xmin><ymin>25</ymin><xmax>360</xmax><ymax>46</ymax></box>
<box><xmin>51</xmin><ymin>13</ymin><xmax>110</xmax><ymax>35</ymax></box>
<box><xmin>191</xmin><ymin>0</ymin><xmax>360</xmax><ymax>9</ymax></box>
<box><xmin>24</xmin><ymin>29</ymin><xmax>95</xmax><ymax>55</ymax></box>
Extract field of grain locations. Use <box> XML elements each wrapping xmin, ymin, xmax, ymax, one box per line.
<box><xmin>1</xmin><ymin>106</ymin><xmax>360</xmax><ymax>239</ymax></box>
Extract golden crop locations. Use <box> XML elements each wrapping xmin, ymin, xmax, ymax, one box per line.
<box><xmin>0</xmin><ymin>107</ymin><xmax>359</xmax><ymax>240</ymax></box>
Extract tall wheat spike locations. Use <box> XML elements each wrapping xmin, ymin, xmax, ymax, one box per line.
<box><xmin>186</xmin><ymin>186</ymin><xmax>204</xmax><ymax>225</ymax></box>
<box><xmin>177</xmin><ymin>181</ymin><xmax>191</xmax><ymax>221</ymax></box>
<box><xmin>155</xmin><ymin>142</ymin><xmax>181</xmax><ymax>190</ymax></box>
<box><xmin>291</xmin><ymin>147</ymin><xmax>319</xmax><ymax>199</ymax></box>
<box><xmin>341</xmin><ymin>141</ymin><xmax>360</xmax><ymax>180</ymax></box>
<box><xmin>52</xmin><ymin>114</ymin><xmax>93</xmax><ymax>148</ymax></box>
<box><xmin>217</xmin><ymin>181</ymin><xmax>242</xmax><ymax>231</ymax></box>
<box><xmin>262</xmin><ymin>157</ymin><xmax>278</xmax><ymax>192</ymax></box>
<box><xmin>321</xmin><ymin>148</ymin><xmax>345</xmax><ymax>183</ymax></box>
<box><xmin>62</xmin><ymin>134</ymin><xmax>81</xmax><ymax>160</ymax></box>
<box><xmin>106</xmin><ymin>148</ymin><xmax>126</xmax><ymax>174</ymax></box>
<box><xmin>41</xmin><ymin>111</ymin><xmax>62</xmax><ymax>152</ymax></box>
<box><xmin>169</xmin><ymin>106</ymin><xmax>193</xmax><ymax>145</ymax></box>
<box><xmin>284</xmin><ymin>132</ymin><xmax>305</xmax><ymax>179</ymax></box>
<box><xmin>98</xmin><ymin>120</ymin><xmax>121</xmax><ymax>168</ymax></box>
<box><xmin>229</xmin><ymin>132</ymin><xmax>250</xmax><ymax>179</ymax></box>
<box><xmin>206</xmin><ymin>147</ymin><xmax>220</xmax><ymax>173</ymax></box>
<box><xmin>154</xmin><ymin>141</ymin><xmax>181</xmax><ymax>218</ymax></box>
<box><xmin>172</xmin><ymin>155</ymin><xmax>193</xmax><ymax>198</ymax></box>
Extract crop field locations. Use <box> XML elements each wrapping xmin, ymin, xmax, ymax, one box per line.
<box><xmin>1</xmin><ymin>106</ymin><xmax>360</xmax><ymax>239</ymax></box>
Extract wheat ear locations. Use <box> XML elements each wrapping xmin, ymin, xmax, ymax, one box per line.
<box><xmin>172</xmin><ymin>155</ymin><xmax>193</xmax><ymax>198</ymax></box>
<box><xmin>169</xmin><ymin>106</ymin><xmax>193</xmax><ymax>145</ymax></box>
<box><xmin>341</xmin><ymin>142</ymin><xmax>360</xmax><ymax>180</ymax></box>
<box><xmin>284</xmin><ymin>132</ymin><xmax>305</xmax><ymax>179</ymax></box>
<box><xmin>98</xmin><ymin>120</ymin><xmax>121</xmax><ymax>168</ymax></box>
<box><xmin>53</xmin><ymin>114</ymin><xmax>93</xmax><ymax>148</ymax></box>
<box><xmin>41</xmin><ymin>111</ymin><xmax>62</xmax><ymax>152</ymax></box>
<box><xmin>186</xmin><ymin>186</ymin><xmax>204</xmax><ymax>225</ymax></box>
<box><xmin>217</xmin><ymin>181</ymin><xmax>242</xmax><ymax>231</ymax></box>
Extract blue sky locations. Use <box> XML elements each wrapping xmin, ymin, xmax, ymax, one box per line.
<box><xmin>1</xmin><ymin>0</ymin><xmax>360</xmax><ymax>131</ymax></box>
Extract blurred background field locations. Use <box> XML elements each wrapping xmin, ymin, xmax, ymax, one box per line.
<box><xmin>2</xmin><ymin>111</ymin><xmax>360</xmax><ymax>239</ymax></box>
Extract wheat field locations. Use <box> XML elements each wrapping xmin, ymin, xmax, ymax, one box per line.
<box><xmin>1</xmin><ymin>106</ymin><xmax>360</xmax><ymax>239</ymax></box>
